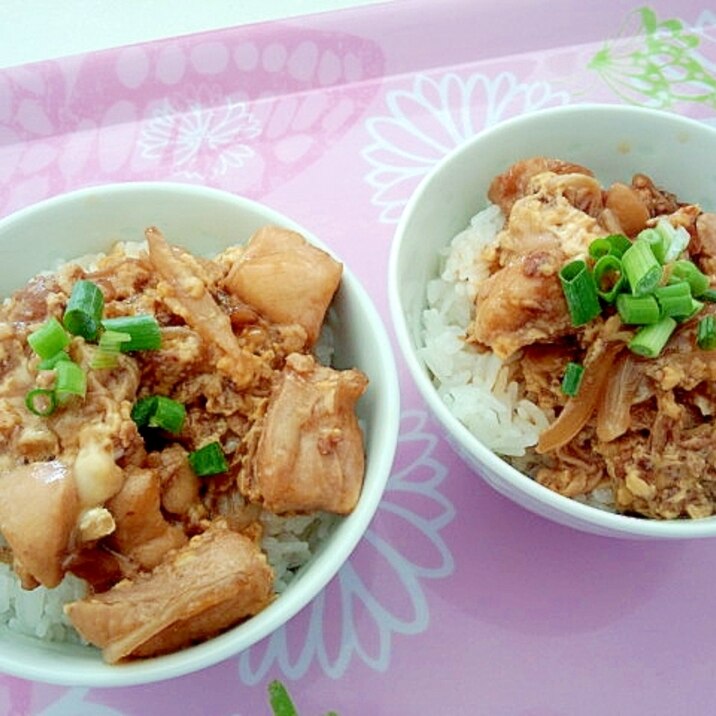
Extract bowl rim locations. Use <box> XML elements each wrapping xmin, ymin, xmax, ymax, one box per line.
<box><xmin>389</xmin><ymin>103</ymin><xmax>716</xmax><ymax>539</ymax></box>
<box><xmin>0</xmin><ymin>181</ymin><xmax>402</xmax><ymax>686</ymax></box>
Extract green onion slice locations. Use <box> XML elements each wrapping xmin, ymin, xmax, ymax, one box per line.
<box><xmin>188</xmin><ymin>441</ymin><xmax>229</xmax><ymax>477</ymax></box>
<box><xmin>101</xmin><ymin>315</ymin><xmax>162</xmax><ymax>352</ymax></box>
<box><xmin>27</xmin><ymin>317</ymin><xmax>71</xmax><ymax>359</ymax></box>
<box><xmin>589</xmin><ymin>234</ymin><xmax>631</xmax><ymax>260</ymax></box>
<box><xmin>267</xmin><ymin>680</ymin><xmax>299</xmax><ymax>716</ymax></box>
<box><xmin>37</xmin><ymin>350</ymin><xmax>72</xmax><ymax>370</ymax></box>
<box><xmin>24</xmin><ymin>388</ymin><xmax>57</xmax><ymax>417</ymax></box>
<box><xmin>622</xmin><ymin>238</ymin><xmax>662</xmax><ymax>296</ymax></box>
<box><xmin>670</xmin><ymin>260</ymin><xmax>710</xmax><ymax>297</ymax></box>
<box><xmin>638</xmin><ymin>227</ymin><xmax>667</xmax><ymax>264</ymax></box>
<box><xmin>616</xmin><ymin>293</ymin><xmax>660</xmax><ymax>325</ymax></box>
<box><xmin>654</xmin><ymin>281</ymin><xmax>694</xmax><ymax>319</ymax></box>
<box><xmin>699</xmin><ymin>288</ymin><xmax>716</xmax><ymax>303</ymax></box>
<box><xmin>91</xmin><ymin>330</ymin><xmax>131</xmax><ymax>369</ymax></box>
<box><xmin>628</xmin><ymin>316</ymin><xmax>677</xmax><ymax>358</ymax></box>
<box><xmin>63</xmin><ymin>280</ymin><xmax>105</xmax><ymax>341</ymax></box>
<box><xmin>561</xmin><ymin>362</ymin><xmax>585</xmax><ymax>397</ymax></box>
<box><xmin>54</xmin><ymin>360</ymin><xmax>87</xmax><ymax>403</ymax></box>
<box><xmin>593</xmin><ymin>255</ymin><xmax>625</xmax><ymax>303</ymax></box>
<box><xmin>660</xmin><ymin>221</ymin><xmax>690</xmax><ymax>263</ymax></box>
<box><xmin>559</xmin><ymin>260</ymin><xmax>601</xmax><ymax>326</ymax></box>
<box><xmin>131</xmin><ymin>395</ymin><xmax>185</xmax><ymax>434</ymax></box>
<box><xmin>697</xmin><ymin>315</ymin><xmax>716</xmax><ymax>350</ymax></box>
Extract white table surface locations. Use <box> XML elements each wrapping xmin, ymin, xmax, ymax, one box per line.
<box><xmin>0</xmin><ymin>0</ymin><xmax>389</xmax><ymax>69</ymax></box>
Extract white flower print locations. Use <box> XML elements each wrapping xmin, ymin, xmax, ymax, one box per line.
<box><xmin>139</xmin><ymin>85</ymin><xmax>261</xmax><ymax>180</ymax></box>
<box><xmin>237</xmin><ymin>409</ymin><xmax>455</xmax><ymax>684</ymax></box>
<box><xmin>362</xmin><ymin>71</ymin><xmax>570</xmax><ymax>223</ymax></box>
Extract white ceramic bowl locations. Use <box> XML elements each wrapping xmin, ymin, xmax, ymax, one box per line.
<box><xmin>390</xmin><ymin>104</ymin><xmax>716</xmax><ymax>540</ymax></box>
<box><xmin>0</xmin><ymin>182</ymin><xmax>400</xmax><ymax>686</ymax></box>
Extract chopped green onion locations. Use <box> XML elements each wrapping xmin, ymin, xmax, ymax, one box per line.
<box><xmin>622</xmin><ymin>238</ymin><xmax>662</xmax><ymax>296</ymax></box>
<box><xmin>660</xmin><ymin>222</ymin><xmax>690</xmax><ymax>263</ymax></box>
<box><xmin>593</xmin><ymin>255</ymin><xmax>625</xmax><ymax>303</ymax></box>
<box><xmin>63</xmin><ymin>280</ymin><xmax>104</xmax><ymax>341</ymax></box>
<box><xmin>638</xmin><ymin>227</ymin><xmax>667</xmax><ymax>264</ymax></box>
<box><xmin>670</xmin><ymin>260</ymin><xmax>710</xmax><ymax>297</ymax></box>
<box><xmin>131</xmin><ymin>396</ymin><xmax>158</xmax><ymax>428</ymax></box>
<box><xmin>148</xmin><ymin>396</ymin><xmax>186</xmax><ymax>434</ymax></box>
<box><xmin>561</xmin><ymin>362</ymin><xmax>585</xmax><ymax>397</ymax></box>
<box><xmin>559</xmin><ymin>260</ymin><xmax>601</xmax><ymax>326</ymax></box>
<box><xmin>24</xmin><ymin>388</ymin><xmax>57</xmax><ymax>417</ymax></box>
<box><xmin>91</xmin><ymin>330</ymin><xmax>131</xmax><ymax>369</ymax></box>
<box><xmin>683</xmin><ymin>298</ymin><xmax>705</xmax><ymax>322</ymax></box>
<box><xmin>37</xmin><ymin>350</ymin><xmax>72</xmax><ymax>370</ymax></box>
<box><xmin>188</xmin><ymin>441</ymin><xmax>229</xmax><ymax>476</ymax></box>
<box><xmin>700</xmin><ymin>288</ymin><xmax>716</xmax><ymax>303</ymax></box>
<box><xmin>101</xmin><ymin>315</ymin><xmax>162</xmax><ymax>352</ymax></box>
<box><xmin>267</xmin><ymin>680</ymin><xmax>299</xmax><ymax>716</ymax></box>
<box><xmin>589</xmin><ymin>234</ymin><xmax>631</xmax><ymax>260</ymax></box>
<box><xmin>131</xmin><ymin>395</ymin><xmax>185</xmax><ymax>433</ymax></box>
<box><xmin>27</xmin><ymin>317</ymin><xmax>71</xmax><ymax>359</ymax></box>
<box><xmin>654</xmin><ymin>281</ymin><xmax>694</xmax><ymax>318</ymax></box>
<box><xmin>697</xmin><ymin>315</ymin><xmax>716</xmax><ymax>350</ymax></box>
<box><xmin>616</xmin><ymin>293</ymin><xmax>660</xmax><ymax>325</ymax></box>
<box><xmin>54</xmin><ymin>360</ymin><xmax>86</xmax><ymax>403</ymax></box>
<box><xmin>628</xmin><ymin>316</ymin><xmax>677</xmax><ymax>358</ymax></box>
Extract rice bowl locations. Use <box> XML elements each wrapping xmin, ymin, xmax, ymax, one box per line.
<box><xmin>390</xmin><ymin>104</ymin><xmax>716</xmax><ymax>539</ymax></box>
<box><xmin>0</xmin><ymin>183</ymin><xmax>400</xmax><ymax>686</ymax></box>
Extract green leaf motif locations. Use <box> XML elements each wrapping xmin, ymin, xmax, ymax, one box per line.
<box><xmin>588</xmin><ymin>6</ymin><xmax>716</xmax><ymax>108</ymax></box>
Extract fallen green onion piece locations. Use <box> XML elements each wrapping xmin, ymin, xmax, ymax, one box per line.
<box><xmin>561</xmin><ymin>362</ymin><xmax>585</xmax><ymax>397</ymax></box>
<box><xmin>24</xmin><ymin>388</ymin><xmax>57</xmax><ymax>417</ymax></box>
<box><xmin>616</xmin><ymin>293</ymin><xmax>660</xmax><ymax>325</ymax></box>
<box><xmin>188</xmin><ymin>441</ymin><xmax>229</xmax><ymax>477</ymax></box>
<box><xmin>593</xmin><ymin>254</ymin><xmax>624</xmax><ymax>303</ymax></box>
<box><xmin>670</xmin><ymin>260</ymin><xmax>709</xmax><ymax>297</ymax></box>
<box><xmin>148</xmin><ymin>396</ymin><xmax>186</xmax><ymax>434</ymax></box>
<box><xmin>54</xmin><ymin>360</ymin><xmax>87</xmax><ymax>403</ymax></box>
<box><xmin>697</xmin><ymin>315</ymin><xmax>716</xmax><ymax>350</ymax></box>
<box><xmin>267</xmin><ymin>680</ymin><xmax>299</xmax><ymax>716</ymax></box>
<box><xmin>622</xmin><ymin>238</ymin><xmax>662</xmax><ymax>296</ymax></box>
<box><xmin>559</xmin><ymin>260</ymin><xmax>601</xmax><ymax>326</ymax></box>
<box><xmin>628</xmin><ymin>316</ymin><xmax>677</xmax><ymax>358</ymax></box>
<box><xmin>101</xmin><ymin>315</ymin><xmax>162</xmax><ymax>352</ymax></box>
<box><xmin>27</xmin><ymin>316</ymin><xmax>71</xmax><ymax>359</ymax></box>
<box><xmin>37</xmin><ymin>350</ymin><xmax>72</xmax><ymax>370</ymax></box>
<box><xmin>91</xmin><ymin>330</ymin><xmax>132</xmax><ymax>369</ymax></box>
<box><xmin>654</xmin><ymin>281</ymin><xmax>694</xmax><ymax>318</ymax></box>
<box><xmin>63</xmin><ymin>280</ymin><xmax>105</xmax><ymax>341</ymax></box>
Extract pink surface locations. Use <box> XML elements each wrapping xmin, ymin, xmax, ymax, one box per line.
<box><xmin>1</xmin><ymin>1</ymin><xmax>716</xmax><ymax>714</ymax></box>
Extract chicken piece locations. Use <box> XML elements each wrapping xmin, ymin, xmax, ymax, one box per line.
<box><xmin>65</xmin><ymin>521</ymin><xmax>273</xmax><ymax>663</ymax></box>
<box><xmin>149</xmin><ymin>445</ymin><xmax>200</xmax><ymax>517</ymax></box>
<box><xmin>146</xmin><ymin>227</ymin><xmax>256</xmax><ymax>390</ymax></box>
<box><xmin>243</xmin><ymin>353</ymin><xmax>368</xmax><ymax>514</ymax></box>
<box><xmin>631</xmin><ymin>173</ymin><xmax>679</xmax><ymax>217</ymax></box>
<box><xmin>106</xmin><ymin>466</ymin><xmax>187</xmax><ymax>570</ymax></box>
<box><xmin>487</xmin><ymin>157</ymin><xmax>594</xmax><ymax>215</ymax></box>
<box><xmin>223</xmin><ymin>226</ymin><xmax>342</xmax><ymax>346</ymax></box>
<box><xmin>693</xmin><ymin>212</ymin><xmax>716</xmax><ymax>275</ymax></box>
<box><xmin>0</xmin><ymin>460</ymin><xmax>79</xmax><ymax>588</ymax></box>
<box><xmin>469</xmin><ymin>250</ymin><xmax>573</xmax><ymax>359</ymax></box>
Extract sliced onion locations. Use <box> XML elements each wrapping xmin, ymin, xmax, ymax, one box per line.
<box><xmin>595</xmin><ymin>352</ymin><xmax>642</xmax><ymax>442</ymax></box>
<box><xmin>536</xmin><ymin>341</ymin><xmax>623</xmax><ymax>454</ymax></box>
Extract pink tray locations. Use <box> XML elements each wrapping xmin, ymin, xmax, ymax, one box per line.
<box><xmin>1</xmin><ymin>1</ymin><xmax>716</xmax><ymax>713</ymax></box>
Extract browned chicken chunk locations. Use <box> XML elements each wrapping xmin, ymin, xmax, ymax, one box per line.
<box><xmin>243</xmin><ymin>353</ymin><xmax>368</xmax><ymax>514</ymax></box>
<box><xmin>65</xmin><ymin>521</ymin><xmax>273</xmax><ymax>663</ymax></box>
<box><xmin>0</xmin><ymin>460</ymin><xmax>79</xmax><ymax>588</ymax></box>
<box><xmin>224</xmin><ymin>226</ymin><xmax>342</xmax><ymax>346</ymax></box>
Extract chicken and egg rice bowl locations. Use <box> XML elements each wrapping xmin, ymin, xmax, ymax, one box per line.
<box><xmin>0</xmin><ymin>224</ymin><xmax>368</xmax><ymax>663</ymax></box>
<box><xmin>423</xmin><ymin>157</ymin><xmax>716</xmax><ymax>520</ymax></box>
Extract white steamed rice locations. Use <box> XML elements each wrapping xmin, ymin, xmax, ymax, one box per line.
<box><xmin>420</xmin><ymin>204</ymin><xmax>551</xmax><ymax>458</ymax></box>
